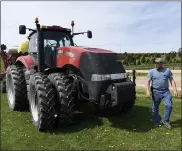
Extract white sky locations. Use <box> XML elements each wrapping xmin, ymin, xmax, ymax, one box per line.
<box><xmin>1</xmin><ymin>1</ymin><xmax>181</xmax><ymax>53</ymax></box>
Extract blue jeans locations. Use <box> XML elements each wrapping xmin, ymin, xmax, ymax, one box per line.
<box><xmin>151</xmin><ymin>89</ymin><xmax>172</xmax><ymax>124</ymax></box>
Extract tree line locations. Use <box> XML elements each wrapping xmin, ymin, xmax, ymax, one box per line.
<box><xmin>118</xmin><ymin>48</ymin><xmax>181</xmax><ymax>66</ymax></box>
<box><xmin>1</xmin><ymin>44</ymin><xmax>181</xmax><ymax>66</ymax></box>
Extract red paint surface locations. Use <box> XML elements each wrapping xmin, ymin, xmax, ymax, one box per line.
<box><xmin>5</xmin><ymin>46</ymin><xmax>114</xmax><ymax>70</ymax></box>
<box><xmin>16</xmin><ymin>55</ymin><xmax>34</xmax><ymax>70</ymax></box>
<box><xmin>56</xmin><ymin>46</ymin><xmax>114</xmax><ymax>68</ymax></box>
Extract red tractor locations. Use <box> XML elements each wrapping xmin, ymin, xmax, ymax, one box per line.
<box><xmin>5</xmin><ymin>18</ymin><xmax>136</xmax><ymax>131</ymax></box>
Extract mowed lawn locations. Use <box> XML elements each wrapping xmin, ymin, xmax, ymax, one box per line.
<box><xmin>1</xmin><ymin>88</ymin><xmax>181</xmax><ymax>150</ymax></box>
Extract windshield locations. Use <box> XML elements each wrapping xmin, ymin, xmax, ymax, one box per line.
<box><xmin>43</xmin><ymin>30</ymin><xmax>74</xmax><ymax>50</ymax></box>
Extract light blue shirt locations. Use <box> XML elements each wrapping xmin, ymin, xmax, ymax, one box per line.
<box><xmin>147</xmin><ymin>67</ymin><xmax>173</xmax><ymax>90</ymax></box>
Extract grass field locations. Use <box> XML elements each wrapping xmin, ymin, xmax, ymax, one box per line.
<box><xmin>1</xmin><ymin>88</ymin><xmax>181</xmax><ymax>150</ymax></box>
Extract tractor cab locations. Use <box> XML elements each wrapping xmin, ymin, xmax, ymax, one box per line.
<box><xmin>19</xmin><ymin>18</ymin><xmax>92</xmax><ymax>70</ymax></box>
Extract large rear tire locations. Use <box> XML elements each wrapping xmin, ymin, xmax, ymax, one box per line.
<box><xmin>48</xmin><ymin>73</ymin><xmax>75</xmax><ymax>128</ymax></box>
<box><xmin>29</xmin><ymin>72</ymin><xmax>56</xmax><ymax>131</ymax></box>
<box><xmin>6</xmin><ymin>65</ymin><xmax>28</xmax><ymax>111</ymax></box>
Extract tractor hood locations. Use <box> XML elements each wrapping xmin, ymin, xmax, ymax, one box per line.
<box><xmin>57</xmin><ymin>46</ymin><xmax>114</xmax><ymax>56</ymax></box>
<box><xmin>56</xmin><ymin>46</ymin><xmax>125</xmax><ymax>81</ymax></box>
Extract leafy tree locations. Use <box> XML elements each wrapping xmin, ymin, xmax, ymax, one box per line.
<box><xmin>173</xmin><ymin>58</ymin><xmax>176</xmax><ymax>63</ymax></box>
<box><xmin>169</xmin><ymin>51</ymin><xmax>177</xmax><ymax>58</ymax></box>
<box><xmin>123</xmin><ymin>59</ymin><xmax>129</xmax><ymax>65</ymax></box>
<box><xmin>137</xmin><ymin>60</ymin><xmax>141</xmax><ymax>65</ymax></box>
<box><xmin>178</xmin><ymin>48</ymin><xmax>182</xmax><ymax>57</ymax></box>
<box><xmin>135</xmin><ymin>54</ymin><xmax>140</xmax><ymax>59</ymax></box>
<box><xmin>145</xmin><ymin>58</ymin><xmax>150</xmax><ymax>64</ymax></box>
<box><xmin>167</xmin><ymin>58</ymin><xmax>171</xmax><ymax>63</ymax></box>
<box><xmin>176</xmin><ymin>59</ymin><xmax>181</xmax><ymax>63</ymax></box>
<box><xmin>133</xmin><ymin>59</ymin><xmax>137</xmax><ymax>65</ymax></box>
<box><xmin>137</xmin><ymin>53</ymin><xmax>141</xmax><ymax>58</ymax></box>
<box><xmin>151</xmin><ymin>57</ymin><xmax>155</xmax><ymax>64</ymax></box>
<box><xmin>141</xmin><ymin>56</ymin><xmax>146</xmax><ymax>63</ymax></box>
<box><xmin>132</xmin><ymin>58</ymin><xmax>136</xmax><ymax>64</ymax></box>
<box><xmin>155</xmin><ymin>53</ymin><xmax>161</xmax><ymax>58</ymax></box>
<box><xmin>165</xmin><ymin>55</ymin><xmax>171</xmax><ymax>62</ymax></box>
<box><xmin>129</xmin><ymin>55</ymin><xmax>135</xmax><ymax>63</ymax></box>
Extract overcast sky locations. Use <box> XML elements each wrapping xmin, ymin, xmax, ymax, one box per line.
<box><xmin>1</xmin><ymin>1</ymin><xmax>181</xmax><ymax>53</ymax></box>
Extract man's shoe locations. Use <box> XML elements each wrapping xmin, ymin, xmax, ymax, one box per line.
<box><xmin>162</xmin><ymin>120</ymin><xmax>172</xmax><ymax>129</ymax></box>
<box><xmin>153</xmin><ymin>123</ymin><xmax>159</xmax><ymax>128</ymax></box>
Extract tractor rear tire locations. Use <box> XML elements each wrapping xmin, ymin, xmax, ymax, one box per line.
<box><xmin>6</xmin><ymin>65</ymin><xmax>28</xmax><ymax>111</ymax></box>
<box><xmin>1</xmin><ymin>77</ymin><xmax>6</xmax><ymax>93</ymax></box>
<box><xmin>48</xmin><ymin>73</ymin><xmax>75</xmax><ymax>128</ymax></box>
<box><xmin>29</xmin><ymin>72</ymin><xmax>57</xmax><ymax>131</ymax></box>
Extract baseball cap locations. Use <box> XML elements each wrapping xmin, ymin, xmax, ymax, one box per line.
<box><xmin>155</xmin><ymin>57</ymin><xmax>164</xmax><ymax>63</ymax></box>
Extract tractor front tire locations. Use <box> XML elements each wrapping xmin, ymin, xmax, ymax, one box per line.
<box><xmin>6</xmin><ymin>65</ymin><xmax>28</xmax><ymax>111</ymax></box>
<box><xmin>29</xmin><ymin>73</ymin><xmax>56</xmax><ymax>131</ymax></box>
<box><xmin>48</xmin><ymin>73</ymin><xmax>75</xmax><ymax>128</ymax></box>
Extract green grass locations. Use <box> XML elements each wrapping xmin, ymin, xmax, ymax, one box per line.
<box><xmin>1</xmin><ymin>88</ymin><xmax>181</xmax><ymax>150</ymax></box>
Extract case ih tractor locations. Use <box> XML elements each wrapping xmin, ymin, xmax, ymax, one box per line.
<box><xmin>5</xmin><ymin>18</ymin><xmax>136</xmax><ymax>131</ymax></box>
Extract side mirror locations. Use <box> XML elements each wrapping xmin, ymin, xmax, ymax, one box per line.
<box><xmin>0</xmin><ymin>44</ymin><xmax>7</xmax><ymax>51</ymax></box>
<box><xmin>19</xmin><ymin>25</ymin><xmax>26</xmax><ymax>34</ymax></box>
<box><xmin>87</xmin><ymin>30</ymin><xmax>92</xmax><ymax>39</ymax></box>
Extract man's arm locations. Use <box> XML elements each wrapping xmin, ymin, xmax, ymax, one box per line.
<box><xmin>168</xmin><ymin>69</ymin><xmax>178</xmax><ymax>96</ymax></box>
<box><xmin>146</xmin><ymin>78</ymin><xmax>151</xmax><ymax>97</ymax></box>
<box><xmin>146</xmin><ymin>70</ymin><xmax>152</xmax><ymax>97</ymax></box>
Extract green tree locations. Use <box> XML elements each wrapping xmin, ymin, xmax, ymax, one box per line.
<box><xmin>145</xmin><ymin>58</ymin><xmax>150</xmax><ymax>64</ymax></box>
<box><xmin>123</xmin><ymin>59</ymin><xmax>129</xmax><ymax>65</ymax></box>
<box><xmin>176</xmin><ymin>59</ymin><xmax>181</xmax><ymax>63</ymax></box>
<box><xmin>141</xmin><ymin>56</ymin><xmax>146</xmax><ymax>63</ymax></box>
<box><xmin>129</xmin><ymin>55</ymin><xmax>135</xmax><ymax>63</ymax></box>
<box><xmin>137</xmin><ymin>53</ymin><xmax>141</xmax><ymax>58</ymax></box>
<box><xmin>165</xmin><ymin>55</ymin><xmax>171</xmax><ymax>62</ymax></box>
<box><xmin>133</xmin><ymin>59</ymin><xmax>137</xmax><ymax>65</ymax></box>
<box><xmin>151</xmin><ymin>57</ymin><xmax>155</xmax><ymax>64</ymax></box>
<box><xmin>167</xmin><ymin>58</ymin><xmax>171</xmax><ymax>63</ymax></box>
<box><xmin>155</xmin><ymin>53</ymin><xmax>161</xmax><ymax>58</ymax></box>
<box><xmin>137</xmin><ymin>60</ymin><xmax>141</xmax><ymax>65</ymax></box>
<box><xmin>169</xmin><ymin>51</ymin><xmax>177</xmax><ymax>58</ymax></box>
<box><xmin>178</xmin><ymin>48</ymin><xmax>182</xmax><ymax>57</ymax></box>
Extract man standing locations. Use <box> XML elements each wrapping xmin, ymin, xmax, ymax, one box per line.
<box><xmin>146</xmin><ymin>58</ymin><xmax>178</xmax><ymax>129</ymax></box>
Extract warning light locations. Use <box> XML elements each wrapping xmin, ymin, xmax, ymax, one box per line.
<box><xmin>35</xmin><ymin>17</ymin><xmax>39</xmax><ymax>23</ymax></box>
<box><xmin>71</xmin><ymin>20</ymin><xmax>75</xmax><ymax>26</ymax></box>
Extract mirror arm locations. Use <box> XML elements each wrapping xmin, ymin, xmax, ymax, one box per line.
<box><xmin>72</xmin><ymin>32</ymin><xmax>86</xmax><ymax>36</ymax></box>
<box><xmin>26</xmin><ymin>28</ymin><xmax>36</xmax><ymax>32</ymax></box>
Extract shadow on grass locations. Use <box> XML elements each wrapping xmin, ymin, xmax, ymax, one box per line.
<box><xmin>170</xmin><ymin>119</ymin><xmax>182</xmax><ymax>128</ymax></box>
<box><xmin>49</xmin><ymin>102</ymin><xmax>154</xmax><ymax>134</ymax></box>
<box><xmin>101</xmin><ymin>104</ymin><xmax>153</xmax><ymax>133</ymax></box>
<box><xmin>49</xmin><ymin>103</ymin><xmax>104</xmax><ymax>134</ymax></box>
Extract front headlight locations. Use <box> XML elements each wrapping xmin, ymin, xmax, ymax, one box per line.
<box><xmin>91</xmin><ymin>73</ymin><xmax>127</xmax><ymax>81</ymax></box>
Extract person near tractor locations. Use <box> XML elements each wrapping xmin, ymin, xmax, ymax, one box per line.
<box><xmin>146</xmin><ymin>58</ymin><xmax>178</xmax><ymax>129</ymax></box>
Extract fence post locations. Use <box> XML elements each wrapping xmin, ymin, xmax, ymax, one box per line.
<box><xmin>132</xmin><ymin>69</ymin><xmax>136</xmax><ymax>86</ymax></box>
